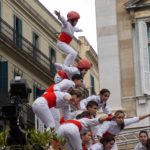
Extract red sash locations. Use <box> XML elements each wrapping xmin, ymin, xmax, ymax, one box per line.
<box><xmin>58</xmin><ymin>32</ymin><xmax>72</xmax><ymax>44</ymax></box>
<box><xmin>44</xmin><ymin>84</ymin><xmax>54</xmax><ymax>93</ymax></box>
<box><xmin>42</xmin><ymin>92</ymin><xmax>56</xmax><ymax>108</ymax></box>
<box><xmin>61</xmin><ymin>119</ymin><xmax>82</xmax><ymax>130</ymax></box>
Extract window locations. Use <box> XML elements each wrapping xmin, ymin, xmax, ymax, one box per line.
<box><xmin>147</xmin><ymin>23</ymin><xmax>150</xmax><ymax>67</ymax></box>
<box><xmin>14</xmin><ymin>15</ymin><xmax>22</xmax><ymax>48</ymax></box>
<box><xmin>49</xmin><ymin>47</ymin><xmax>56</xmax><ymax>77</ymax></box>
<box><xmin>33</xmin><ymin>83</ymin><xmax>45</xmax><ymax>100</ymax></box>
<box><xmin>0</xmin><ymin>61</ymin><xmax>8</xmax><ymax>95</ymax></box>
<box><xmin>32</xmin><ymin>32</ymin><xmax>39</xmax><ymax>59</ymax></box>
<box><xmin>138</xmin><ymin>21</ymin><xmax>150</xmax><ymax>94</ymax></box>
<box><xmin>0</xmin><ymin>1</ymin><xmax>1</xmax><ymax>31</ymax></box>
<box><xmin>33</xmin><ymin>32</ymin><xmax>39</xmax><ymax>49</ymax></box>
<box><xmin>90</xmin><ymin>75</ymin><xmax>95</xmax><ymax>95</ymax></box>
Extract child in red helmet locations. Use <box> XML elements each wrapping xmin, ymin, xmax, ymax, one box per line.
<box><xmin>54</xmin><ymin>10</ymin><xmax>82</xmax><ymax>66</ymax></box>
<box><xmin>54</xmin><ymin>58</ymin><xmax>92</xmax><ymax>79</ymax></box>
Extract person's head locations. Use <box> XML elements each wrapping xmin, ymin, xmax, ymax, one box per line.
<box><xmin>76</xmin><ymin>111</ymin><xmax>92</xmax><ymax>119</ymax></box>
<box><xmin>72</xmin><ymin>74</ymin><xmax>83</xmax><ymax>87</ymax></box>
<box><xmin>67</xmin><ymin>11</ymin><xmax>80</xmax><ymax>26</ymax></box>
<box><xmin>54</xmin><ymin>70</ymin><xmax>68</xmax><ymax>84</ymax></box>
<box><xmin>68</xmin><ymin>88</ymin><xmax>83</xmax><ymax>108</ymax></box>
<box><xmin>77</xmin><ymin>59</ymin><xmax>92</xmax><ymax>77</ymax></box>
<box><xmin>100</xmin><ymin>136</ymin><xmax>115</xmax><ymax>150</ymax></box>
<box><xmin>138</xmin><ymin>130</ymin><xmax>149</xmax><ymax>146</ymax></box>
<box><xmin>86</xmin><ymin>101</ymin><xmax>98</xmax><ymax>116</ymax></box>
<box><xmin>113</xmin><ymin>110</ymin><xmax>125</xmax><ymax>129</ymax></box>
<box><xmin>81</xmin><ymin>131</ymin><xmax>92</xmax><ymax>145</ymax></box>
<box><xmin>99</xmin><ymin>89</ymin><xmax>110</xmax><ymax>103</ymax></box>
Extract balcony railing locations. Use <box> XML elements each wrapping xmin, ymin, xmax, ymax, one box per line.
<box><xmin>23</xmin><ymin>103</ymin><xmax>35</xmax><ymax>127</ymax></box>
<box><xmin>0</xmin><ymin>17</ymin><xmax>56</xmax><ymax>77</ymax></box>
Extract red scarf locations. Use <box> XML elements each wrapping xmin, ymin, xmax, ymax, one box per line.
<box><xmin>60</xmin><ymin>118</ymin><xmax>82</xmax><ymax>130</ymax></box>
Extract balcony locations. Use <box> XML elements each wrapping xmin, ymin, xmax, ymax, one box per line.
<box><xmin>0</xmin><ymin>17</ymin><xmax>56</xmax><ymax>79</ymax></box>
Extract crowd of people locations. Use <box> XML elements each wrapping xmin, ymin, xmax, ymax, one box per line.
<box><xmin>32</xmin><ymin>10</ymin><xmax>150</xmax><ymax>150</ymax></box>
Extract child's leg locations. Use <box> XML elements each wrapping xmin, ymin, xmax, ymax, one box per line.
<box><xmin>57</xmin><ymin>124</ymin><xmax>82</xmax><ymax>150</ymax></box>
<box><xmin>32</xmin><ymin>97</ymin><xmax>56</xmax><ymax>128</ymax></box>
<box><xmin>50</xmin><ymin>107</ymin><xmax>60</xmax><ymax>130</ymax></box>
<box><xmin>57</xmin><ymin>41</ymin><xmax>77</xmax><ymax>66</ymax></box>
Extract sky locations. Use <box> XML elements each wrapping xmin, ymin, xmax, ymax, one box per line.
<box><xmin>39</xmin><ymin>0</ymin><xmax>97</xmax><ymax>52</ymax></box>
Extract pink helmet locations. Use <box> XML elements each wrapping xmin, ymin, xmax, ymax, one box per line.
<box><xmin>67</xmin><ymin>11</ymin><xmax>80</xmax><ymax>20</ymax></box>
<box><xmin>77</xmin><ymin>59</ymin><xmax>92</xmax><ymax>70</ymax></box>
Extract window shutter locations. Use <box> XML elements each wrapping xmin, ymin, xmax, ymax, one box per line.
<box><xmin>0</xmin><ymin>61</ymin><xmax>8</xmax><ymax>95</ymax></box>
<box><xmin>49</xmin><ymin>47</ymin><xmax>56</xmax><ymax>77</ymax></box>
<box><xmin>14</xmin><ymin>15</ymin><xmax>22</xmax><ymax>47</ymax></box>
<box><xmin>138</xmin><ymin>21</ymin><xmax>150</xmax><ymax>94</ymax></box>
<box><xmin>33</xmin><ymin>84</ymin><xmax>45</xmax><ymax>100</ymax></box>
<box><xmin>90</xmin><ymin>75</ymin><xmax>95</xmax><ymax>95</ymax></box>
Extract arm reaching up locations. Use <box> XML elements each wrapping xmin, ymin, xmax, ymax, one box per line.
<box><xmin>54</xmin><ymin>10</ymin><xmax>60</xmax><ymax>18</ymax></box>
<box><xmin>139</xmin><ymin>114</ymin><xmax>150</xmax><ymax>120</ymax></box>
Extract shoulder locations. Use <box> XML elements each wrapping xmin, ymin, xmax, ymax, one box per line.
<box><xmin>135</xmin><ymin>142</ymin><xmax>145</xmax><ymax>149</ymax></box>
<box><xmin>91</xmin><ymin>142</ymin><xmax>103</xmax><ymax>149</ymax></box>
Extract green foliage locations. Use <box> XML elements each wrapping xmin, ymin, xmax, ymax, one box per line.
<box><xmin>27</xmin><ymin>128</ymin><xmax>66</xmax><ymax>150</ymax></box>
<box><xmin>0</xmin><ymin>132</ymin><xmax>5</xmax><ymax>146</ymax></box>
<box><xmin>0</xmin><ymin>128</ymin><xmax>66</xmax><ymax>150</ymax></box>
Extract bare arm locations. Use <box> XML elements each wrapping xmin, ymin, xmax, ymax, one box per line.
<box><xmin>139</xmin><ymin>114</ymin><xmax>150</xmax><ymax>120</ymax></box>
<box><xmin>98</xmin><ymin>115</ymin><xmax>112</xmax><ymax>123</ymax></box>
<box><xmin>54</xmin><ymin>10</ymin><xmax>60</xmax><ymax>18</ymax></box>
<box><xmin>54</xmin><ymin>10</ymin><xmax>67</xmax><ymax>26</ymax></box>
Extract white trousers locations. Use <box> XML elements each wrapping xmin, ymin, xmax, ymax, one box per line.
<box><xmin>50</xmin><ymin>107</ymin><xmax>60</xmax><ymax>130</ymax></box>
<box><xmin>32</xmin><ymin>97</ymin><xmax>57</xmax><ymax>129</ymax></box>
<box><xmin>57</xmin><ymin>123</ymin><xmax>82</xmax><ymax>150</ymax></box>
<box><xmin>57</xmin><ymin>41</ymin><xmax>77</xmax><ymax>66</ymax></box>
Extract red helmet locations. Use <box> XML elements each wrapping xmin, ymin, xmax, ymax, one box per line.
<box><xmin>57</xmin><ymin>70</ymin><xmax>68</xmax><ymax>79</ymax></box>
<box><xmin>67</xmin><ymin>11</ymin><xmax>80</xmax><ymax>20</ymax></box>
<box><xmin>77</xmin><ymin>59</ymin><xmax>92</xmax><ymax>70</ymax></box>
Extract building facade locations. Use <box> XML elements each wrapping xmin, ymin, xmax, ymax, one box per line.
<box><xmin>96</xmin><ymin>0</ymin><xmax>150</xmax><ymax>148</ymax></box>
<box><xmin>79</xmin><ymin>36</ymin><xmax>99</xmax><ymax>95</ymax></box>
<box><xmin>0</xmin><ymin>0</ymin><xmax>99</xmax><ymax>129</ymax></box>
<box><xmin>96</xmin><ymin>0</ymin><xmax>150</xmax><ymax>121</ymax></box>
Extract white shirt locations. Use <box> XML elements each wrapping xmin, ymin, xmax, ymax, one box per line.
<box><xmin>54</xmin><ymin>63</ymin><xmax>80</xmax><ymax>79</ymax></box>
<box><xmin>80</xmin><ymin>95</ymin><xmax>111</xmax><ymax>114</ymax></box>
<box><xmin>58</xmin><ymin>15</ymin><xmax>81</xmax><ymax>37</ymax></box>
<box><xmin>134</xmin><ymin>142</ymin><xmax>147</xmax><ymax>150</ymax></box>
<box><xmin>91</xmin><ymin>142</ymin><xmax>104</xmax><ymax>150</ymax></box>
<box><xmin>97</xmin><ymin>117</ymin><xmax>140</xmax><ymax>137</ymax></box>
<box><xmin>54</xmin><ymin>79</ymin><xmax>75</xmax><ymax>92</ymax></box>
<box><xmin>78</xmin><ymin>118</ymin><xmax>101</xmax><ymax>134</ymax></box>
<box><xmin>55</xmin><ymin>91</ymin><xmax>71</xmax><ymax>108</ymax></box>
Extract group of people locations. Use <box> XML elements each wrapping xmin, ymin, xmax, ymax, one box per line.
<box><xmin>32</xmin><ymin>10</ymin><xmax>150</xmax><ymax>150</ymax></box>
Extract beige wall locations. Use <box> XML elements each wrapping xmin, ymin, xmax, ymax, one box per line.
<box><xmin>0</xmin><ymin>0</ymin><xmax>100</xmax><ymax>103</ymax></box>
<box><xmin>116</xmin><ymin>0</ymin><xmax>136</xmax><ymax>115</ymax></box>
<box><xmin>79</xmin><ymin>36</ymin><xmax>100</xmax><ymax>94</ymax></box>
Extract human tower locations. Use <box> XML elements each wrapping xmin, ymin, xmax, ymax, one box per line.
<box><xmin>32</xmin><ymin>10</ymin><xmax>150</xmax><ymax>150</ymax></box>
